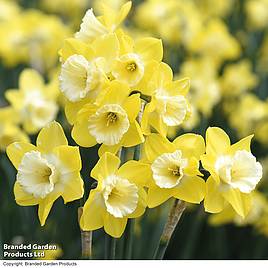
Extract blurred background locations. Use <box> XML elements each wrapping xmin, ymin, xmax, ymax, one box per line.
<box><xmin>0</xmin><ymin>0</ymin><xmax>268</xmax><ymax>260</ymax></box>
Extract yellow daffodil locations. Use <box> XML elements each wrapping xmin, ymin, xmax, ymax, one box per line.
<box><xmin>0</xmin><ymin>10</ymin><xmax>70</xmax><ymax>69</ymax></box>
<box><xmin>178</xmin><ymin>57</ymin><xmax>221</xmax><ymax>117</ymax></box>
<box><xmin>220</xmin><ymin>60</ymin><xmax>259</xmax><ymax>97</ymax></box>
<box><xmin>112</xmin><ymin>31</ymin><xmax>163</xmax><ymax>87</ymax></box>
<box><xmin>0</xmin><ymin>107</ymin><xmax>29</xmax><ymax>151</ymax></box>
<box><xmin>124</xmin><ymin>133</ymin><xmax>206</xmax><ymax>208</ymax></box>
<box><xmin>6</xmin><ymin>121</ymin><xmax>84</xmax><ymax>226</ymax></box>
<box><xmin>80</xmin><ymin>152</ymin><xmax>147</xmax><ymax>238</ymax></box>
<box><xmin>59</xmin><ymin>33</ymin><xmax>119</xmax><ymax>104</ymax></box>
<box><xmin>71</xmin><ymin>80</ymin><xmax>144</xmax><ymax>156</ymax></box>
<box><xmin>141</xmin><ymin>62</ymin><xmax>191</xmax><ymax>136</ymax></box>
<box><xmin>245</xmin><ymin>0</ymin><xmax>268</xmax><ymax>30</ymax></box>
<box><xmin>201</xmin><ymin>127</ymin><xmax>263</xmax><ymax>218</ymax></box>
<box><xmin>5</xmin><ymin>69</ymin><xmax>58</xmax><ymax>134</ymax></box>
<box><xmin>189</xmin><ymin>19</ymin><xmax>241</xmax><ymax>64</ymax></box>
<box><xmin>75</xmin><ymin>1</ymin><xmax>132</xmax><ymax>43</ymax></box>
<box><xmin>226</xmin><ymin>94</ymin><xmax>268</xmax><ymax>140</ymax></box>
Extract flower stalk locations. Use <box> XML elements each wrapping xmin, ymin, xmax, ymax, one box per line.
<box><xmin>78</xmin><ymin>207</ymin><xmax>92</xmax><ymax>259</ymax></box>
<box><xmin>153</xmin><ymin>199</ymin><xmax>187</xmax><ymax>260</ymax></box>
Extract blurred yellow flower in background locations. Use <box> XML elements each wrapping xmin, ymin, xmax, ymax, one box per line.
<box><xmin>5</xmin><ymin>69</ymin><xmax>59</xmax><ymax>134</ymax></box>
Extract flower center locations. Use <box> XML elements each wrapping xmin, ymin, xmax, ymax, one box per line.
<box><xmin>88</xmin><ymin>104</ymin><xmax>130</xmax><ymax>146</ymax></box>
<box><xmin>126</xmin><ymin>62</ymin><xmax>137</xmax><ymax>72</ymax></box>
<box><xmin>106</xmin><ymin>112</ymin><xmax>117</xmax><ymax>126</ymax></box>
<box><xmin>151</xmin><ymin>150</ymin><xmax>188</xmax><ymax>188</ymax></box>
<box><xmin>168</xmin><ymin>166</ymin><xmax>181</xmax><ymax>177</ymax></box>
<box><xmin>102</xmin><ymin>175</ymin><xmax>138</xmax><ymax>218</ymax></box>
<box><xmin>17</xmin><ymin>151</ymin><xmax>58</xmax><ymax>198</ymax></box>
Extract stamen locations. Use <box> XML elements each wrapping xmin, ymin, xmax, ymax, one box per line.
<box><xmin>126</xmin><ymin>62</ymin><xmax>137</xmax><ymax>72</ymax></box>
<box><xmin>168</xmin><ymin>166</ymin><xmax>181</xmax><ymax>177</ymax></box>
<box><xmin>106</xmin><ymin>112</ymin><xmax>117</xmax><ymax>126</ymax></box>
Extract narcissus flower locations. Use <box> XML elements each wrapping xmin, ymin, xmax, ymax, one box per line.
<box><xmin>75</xmin><ymin>1</ymin><xmax>132</xmax><ymax>43</ymax></box>
<box><xmin>80</xmin><ymin>152</ymin><xmax>147</xmax><ymax>238</ymax></box>
<box><xmin>201</xmin><ymin>127</ymin><xmax>263</xmax><ymax>218</ymax></box>
<box><xmin>125</xmin><ymin>133</ymin><xmax>206</xmax><ymax>208</ymax></box>
<box><xmin>112</xmin><ymin>32</ymin><xmax>163</xmax><ymax>87</ymax></box>
<box><xmin>141</xmin><ymin>62</ymin><xmax>191</xmax><ymax>136</ymax></box>
<box><xmin>6</xmin><ymin>121</ymin><xmax>84</xmax><ymax>226</ymax></box>
<box><xmin>59</xmin><ymin>34</ymin><xmax>119</xmax><ymax>104</ymax></box>
<box><xmin>5</xmin><ymin>69</ymin><xmax>58</xmax><ymax>134</ymax></box>
<box><xmin>71</xmin><ymin>81</ymin><xmax>144</xmax><ymax>155</ymax></box>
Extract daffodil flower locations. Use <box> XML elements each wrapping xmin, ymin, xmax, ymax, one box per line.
<box><xmin>120</xmin><ymin>133</ymin><xmax>206</xmax><ymax>208</ymax></box>
<box><xmin>80</xmin><ymin>152</ymin><xmax>147</xmax><ymax>238</ymax></box>
<box><xmin>6</xmin><ymin>121</ymin><xmax>84</xmax><ymax>226</ymax></box>
<box><xmin>5</xmin><ymin>69</ymin><xmax>58</xmax><ymax>134</ymax></box>
<box><xmin>71</xmin><ymin>80</ymin><xmax>144</xmax><ymax>156</ymax></box>
<box><xmin>59</xmin><ymin>33</ymin><xmax>119</xmax><ymax>106</ymax></box>
<box><xmin>201</xmin><ymin>127</ymin><xmax>262</xmax><ymax>217</ymax></box>
<box><xmin>141</xmin><ymin>62</ymin><xmax>191</xmax><ymax>136</ymax></box>
<box><xmin>75</xmin><ymin>1</ymin><xmax>132</xmax><ymax>42</ymax></box>
<box><xmin>112</xmin><ymin>32</ymin><xmax>163</xmax><ymax>87</ymax></box>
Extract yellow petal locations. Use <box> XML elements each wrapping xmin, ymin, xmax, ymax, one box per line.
<box><xmin>80</xmin><ymin>189</ymin><xmax>104</xmax><ymax>231</ymax></box>
<box><xmin>65</xmin><ymin>99</ymin><xmax>90</xmax><ymax>125</ymax></box>
<box><xmin>200</xmin><ymin>154</ymin><xmax>219</xmax><ymax>183</ymax></box>
<box><xmin>122</xmin><ymin>121</ymin><xmax>144</xmax><ymax>147</ymax></box>
<box><xmin>123</xmin><ymin>93</ymin><xmax>141</xmax><ymax>122</ymax></box>
<box><xmin>53</xmin><ymin>145</ymin><xmax>82</xmax><ymax>172</ymax></box>
<box><xmin>117</xmin><ymin>160</ymin><xmax>153</xmax><ymax>186</ymax></box>
<box><xmin>14</xmin><ymin>182</ymin><xmax>39</xmax><ymax>206</ymax></box>
<box><xmin>144</xmin><ymin>134</ymin><xmax>174</xmax><ymax>162</ymax></box>
<box><xmin>5</xmin><ymin>90</ymin><xmax>24</xmax><ymax>109</ymax></box>
<box><xmin>60</xmin><ymin>38</ymin><xmax>95</xmax><ymax>62</ymax></box>
<box><xmin>98</xmin><ymin>143</ymin><xmax>122</xmax><ymax>157</ymax></box>
<box><xmin>99</xmin><ymin>80</ymin><xmax>130</xmax><ymax>106</ymax></box>
<box><xmin>204</xmin><ymin>176</ymin><xmax>225</xmax><ymax>213</ymax></box>
<box><xmin>140</xmin><ymin>102</ymin><xmax>155</xmax><ymax>135</ymax></box>
<box><xmin>71</xmin><ymin>105</ymin><xmax>97</xmax><ymax>147</ymax></box>
<box><xmin>221</xmin><ymin>189</ymin><xmax>252</xmax><ymax>218</ymax></box>
<box><xmin>135</xmin><ymin>37</ymin><xmax>163</xmax><ymax>62</ymax></box>
<box><xmin>92</xmin><ymin>33</ymin><xmax>119</xmax><ymax>69</ymax></box>
<box><xmin>229</xmin><ymin>134</ymin><xmax>254</xmax><ymax>155</ymax></box>
<box><xmin>91</xmin><ymin>152</ymin><xmax>120</xmax><ymax>181</ymax></box>
<box><xmin>129</xmin><ymin>188</ymin><xmax>147</xmax><ymax>218</ymax></box>
<box><xmin>103</xmin><ymin>213</ymin><xmax>128</xmax><ymax>238</ymax></box>
<box><xmin>170</xmin><ymin>77</ymin><xmax>190</xmax><ymax>96</ymax></box>
<box><xmin>38</xmin><ymin>192</ymin><xmax>60</xmax><ymax>226</ymax></box>
<box><xmin>173</xmin><ymin>133</ymin><xmax>205</xmax><ymax>160</ymax></box>
<box><xmin>37</xmin><ymin>121</ymin><xmax>68</xmax><ymax>153</ymax></box>
<box><xmin>61</xmin><ymin>171</ymin><xmax>84</xmax><ymax>204</ymax></box>
<box><xmin>147</xmin><ymin>186</ymin><xmax>174</xmax><ymax>208</ymax></box>
<box><xmin>206</xmin><ymin>127</ymin><xmax>231</xmax><ymax>156</ymax></box>
<box><xmin>7</xmin><ymin>142</ymin><xmax>37</xmax><ymax>169</ymax></box>
<box><xmin>19</xmin><ymin>69</ymin><xmax>44</xmax><ymax>91</ymax></box>
<box><xmin>116</xmin><ymin>1</ymin><xmax>132</xmax><ymax>26</ymax></box>
<box><xmin>173</xmin><ymin>176</ymin><xmax>205</xmax><ymax>204</ymax></box>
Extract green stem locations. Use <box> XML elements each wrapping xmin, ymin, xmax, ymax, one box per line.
<box><xmin>78</xmin><ymin>207</ymin><xmax>92</xmax><ymax>259</ymax></box>
<box><xmin>153</xmin><ymin>199</ymin><xmax>186</xmax><ymax>260</ymax></box>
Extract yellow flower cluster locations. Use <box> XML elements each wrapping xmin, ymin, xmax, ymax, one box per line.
<box><xmin>3</xmin><ymin>1</ymin><xmax>264</xmax><ymax>240</ymax></box>
<box><xmin>0</xmin><ymin>2</ymin><xmax>71</xmax><ymax>70</ymax></box>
